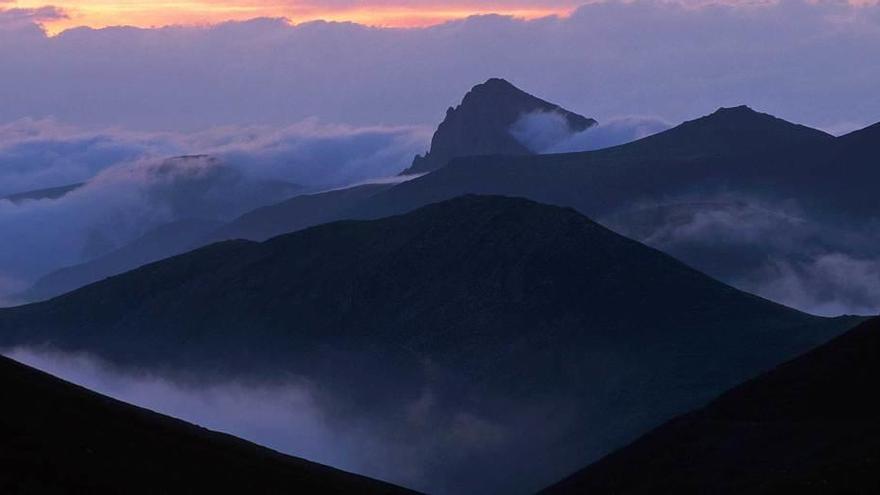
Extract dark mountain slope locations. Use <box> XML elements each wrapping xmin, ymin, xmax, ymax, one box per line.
<box><xmin>343</xmin><ymin>109</ymin><xmax>879</xmax><ymax>314</ymax></box>
<box><xmin>14</xmin><ymin>154</ymin><xmax>310</xmax><ymax>302</ymax></box>
<box><xmin>1</xmin><ymin>182</ymin><xmax>84</xmax><ymax>204</ymax></box>
<box><xmin>204</xmin><ymin>182</ymin><xmax>393</xmax><ymax>243</ymax></box>
<box><xmin>23</xmin><ymin>219</ymin><xmax>223</xmax><ymax>302</ymax></box>
<box><xmin>600</xmin><ymin>105</ymin><xmax>833</xmax><ymax>159</ymax></box>
<box><xmin>0</xmin><ymin>354</ymin><xmax>416</xmax><ymax>494</ymax></box>
<box><xmin>0</xmin><ymin>195</ymin><xmax>859</xmax><ymax>494</ymax></box>
<box><xmin>540</xmin><ymin>316</ymin><xmax>880</xmax><ymax>495</ymax></box>
<box><xmin>367</xmin><ymin>106</ymin><xmax>839</xmax><ymax>223</ymax></box>
<box><xmin>401</xmin><ymin>78</ymin><xmax>595</xmax><ymax>175</ymax></box>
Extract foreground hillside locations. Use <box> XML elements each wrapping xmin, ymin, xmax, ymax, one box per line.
<box><xmin>0</xmin><ymin>195</ymin><xmax>859</xmax><ymax>493</ymax></box>
<box><xmin>541</xmin><ymin>316</ymin><xmax>880</xmax><ymax>494</ymax></box>
<box><xmin>0</xmin><ymin>354</ymin><xmax>416</xmax><ymax>494</ymax></box>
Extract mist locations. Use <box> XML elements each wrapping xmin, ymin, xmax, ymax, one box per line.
<box><xmin>0</xmin><ymin>120</ymin><xmax>429</xmax><ymax>301</ymax></box>
<box><xmin>510</xmin><ymin>110</ymin><xmax>670</xmax><ymax>152</ymax></box>
<box><xmin>2</xmin><ymin>346</ymin><xmax>564</xmax><ymax>494</ymax></box>
<box><xmin>603</xmin><ymin>195</ymin><xmax>880</xmax><ymax>317</ymax></box>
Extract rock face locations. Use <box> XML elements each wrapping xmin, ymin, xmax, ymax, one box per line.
<box><xmin>0</xmin><ymin>354</ymin><xmax>417</xmax><ymax>495</ymax></box>
<box><xmin>539</xmin><ymin>316</ymin><xmax>880</xmax><ymax>495</ymax></box>
<box><xmin>401</xmin><ymin>78</ymin><xmax>595</xmax><ymax>175</ymax></box>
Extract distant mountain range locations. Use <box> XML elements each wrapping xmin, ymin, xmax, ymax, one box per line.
<box><xmin>0</xmin><ymin>353</ymin><xmax>416</xmax><ymax>494</ymax></box>
<box><xmin>0</xmin><ymin>195</ymin><xmax>860</xmax><ymax>493</ymax></box>
<box><xmin>402</xmin><ymin>78</ymin><xmax>596</xmax><ymax>175</ymax></box>
<box><xmin>23</xmin><ymin>219</ymin><xmax>223</xmax><ymax>302</ymax></box>
<box><xmin>21</xmin><ymin>80</ymin><xmax>880</xmax><ymax>313</ymax></box>
<box><xmin>540</xmin><ymin>315</ymin><xmax>880</xmax><ymax>494</ymax></box>
<box><xmin>252</xmin><ymin>96</ymin><xmax>880</xmax><ymax>314</ymax></box>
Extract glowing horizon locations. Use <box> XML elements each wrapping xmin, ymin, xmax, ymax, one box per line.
<box><xmin>10</xmin><ymin>0</ymin><xmax>578</xmax><ymax>35</ymax></box>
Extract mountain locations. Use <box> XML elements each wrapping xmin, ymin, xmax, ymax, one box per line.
<box><xmin>323</xmin><ymin>106</ymin><xmax>878</xmax><ymax>314</ymax></box>
<box><xmin>22</xmin><ymin>219</ymin><xmax>224</xmax><ymax>302</ymax></box>
<box><xmin>0</xmin><ymin>195</ymin><xmax>859</xmax><ymax>494</ymax></box>
<box><xmin>204</xmin><ymin>182</ymin><xmax>393</xmax><ymax>243</ymax></box>
<box><xmin>602</xmin><ymin>105</ymin><xmax>833</xmax><ymax>159</ymax></box>
<box><xmin>539</xmin><ymin>316</ymin><xmax>880</xmax><ymax>495</ymax></box>
<box><xmin>1</xmin><ymin>182</ymin><xmax>84</xmax><ymax>204</ymax></box>
<box><xmin>401</xmin><ymin>78</ymin><xmax>596</xmax><ymax>175</ymax></box>
<box><xmin>369</xmin><ymin>106</ymin><xmax>838</xmax><ymax>223</ymax></box>
<box><xmin>13</xmin><ymin>154</ymin><xmax>311</xmax><ymax>302</ymax></box>
<box><xmin>0</xmin><ymin>353</ymin><xmax>416</xmax><ymax>494</ymax></box>
<box><xmin>18</xmin><ymin>184</ymin><xmax>390</xmax><ymax>301</ymax></box>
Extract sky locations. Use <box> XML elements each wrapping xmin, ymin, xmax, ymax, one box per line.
<box><xmin>10</xmin><ymin>0</ymin><xmax>583</xmax><ymax>33</ymax></box>
<box><xmin>2</xmin><ymin>0</ymin><xmax>879</xmax><ymax>133</ymax></box>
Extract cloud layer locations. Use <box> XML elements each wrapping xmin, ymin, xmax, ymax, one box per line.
<box><xmin>604</xmin><ymin>196</ymin><xmax>880</xmax><ymax>317</ymax></box>
<box><xmin>0</xmin><ymin>119</ymin><xmax>429</xmax><ymax>299</ymax></box>
<box><xmin>511</xmin><ymin>111</ymin><xmax>670</xmax><ymax>152</ymax></box>
<box><xmin>3</xmin><ymin>1</ymin><xmax>880</xmax><ymax>131</ymax></box>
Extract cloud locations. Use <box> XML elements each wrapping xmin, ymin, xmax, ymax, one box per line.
<box><xmin>2</xmin><ymin>346</ymin><xmax>356</xmax><ymax>475</ymax></box>
<box><xmin>510</xmin><ymin>111</ymin><xmax>671</xmax><ymax>153</ymax></box>
<box><xmin>752</xmin><ymin>253</ymin><xmax>880</xmax><ymax>317</ymax></box>
<box><xmin>0</xmin><ymin>119</ymin><xmax>429</xmax><ymax>297</ymax></box>
<box><xmin>2</xmin><ymin>346</ymin><xmax>547</xmax><ymax>493</ymax></box>
<box><xmin>509</xmin><ymin>110</ymin><xmax>580</xmax><ymax>152</ymax></box>
<box><xmin>603</xmin><ymin>195</ymin><xmax>880</xmax><ymax>316</ymax></box>
<box><xmin>0</xmin><ymin>6</ymin><xmax>66</xmax><ymax>23</ymax></box>
<box><xmin>2</xmin><ymin>1</ymin><xmax>880</xmax><ymax>131</ymax></box>
<box><xmin>0</xmin><ymin>5</ymin><xmax>66</xmax><ymax>38</ymax></box>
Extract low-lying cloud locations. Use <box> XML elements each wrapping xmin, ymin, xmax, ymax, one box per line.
<box><xmin>752</xmin><ymin>254</ymin><xmax>880</xmax><ymax>317</ymax></box>
<box><xmin>2</xmin><ymin>346</ymin><xmax>549</xmax><ymax>494</ymax></box>
<box><xmin>0</xmin><ymin>119</ymin><xmax>429</xmax><ymax>300</ymax></box>
<box><xmin>510</xmin><ymin>110</ymin><xmax>670</xmax><ymax>153</ymax></box>
<box><xmin>603</xmin><ymin>195</ymin><xmax>880</xmax><ymax>317</ymax></box>
<box><xmin>548</xmin><ymin>116</ymin><xmax>672</xmax><ymax>152</ymax></box>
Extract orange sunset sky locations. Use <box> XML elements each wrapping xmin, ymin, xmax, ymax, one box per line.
<box><xmin>11</xmin><ymin>0</ymin><xmax>584</xmax><ymax>33</ymax></box>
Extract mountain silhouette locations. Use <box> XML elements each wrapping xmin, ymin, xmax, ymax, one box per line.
<box><xmin>331</xmin><ymin>106</ymin><xmax>880</xmax><ymax>313</ymax></box>
<box><xmin>23</xmin><ymin>219</ymin><xmax>223</xmax><ymax>302</ymax></box>
<box><xmin>0</xmin><ymin>195</ymin><xmax>859</xmax><ymax>494</ymax></box>
<box><xmin>0</xmin><ymin>354</ymin><xmax>416</xmax><ymax>494</ymax></box>
<box><xmin>22</xmin><ymin>92</ymin><xmax>874</xmax><ymax>312</ymax></box>
<box><xmin>1</xmin><ymin>182</ymin><xmax>83</xmax><ymax>204</ymax></box>
<box><xmin>204</xmin><ymin>183</ymin><xmax>393</xmax><ymax>243</ymax></box>
<box><xmin>401</xmin><ymin>78</ymin><xmax>595</xmax><ymax>175</ymax></box>
<box><xmin>16</xmin><ymin>79</ymin><xmax>595</xmax><ymax>300</ymax></box>
<box><xmin>539</xmin><ymin>316</ymin><xmax>880</xmax><ymax>494</ymax></box>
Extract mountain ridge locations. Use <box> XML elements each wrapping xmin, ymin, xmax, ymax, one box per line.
<box><xmin>401</xmin><ymin>78</ymin><xmax>595</xmax><ymax>175</ymax></box>
<box><xmin>539</xmin><ymin>316</ymin><xmax>880</xmax><ymax>494</ymax></box>
<box><xmin>0</xmin><ymin>194</ymin><xmax>859</xmax><ymax>493</ymax></box>
<box><xmin>0</xmin><ymin>353</ymin><xmax>417</xmax><ymax>494</ymax></box>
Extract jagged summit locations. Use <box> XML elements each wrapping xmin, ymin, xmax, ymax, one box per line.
<box><xmin>401</xmin><ymin>78</ymin><xmax>595</xmax><ymax>175</ymax></box>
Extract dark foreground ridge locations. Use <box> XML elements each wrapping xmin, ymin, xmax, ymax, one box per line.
<box><xmin>0</xmin><ymin>354</ymin><xmax>417</xmax><ymax>494</ymax></box>
<box><xmin>541</xmin><ymin>316</ymin><xmax>880</xmax><ymax>495</ymax></box>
